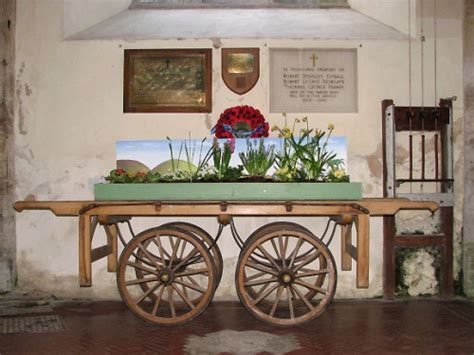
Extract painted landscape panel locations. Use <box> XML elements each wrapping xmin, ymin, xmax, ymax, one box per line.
<box><xmin>116</xmin><ymin>137</ymin><xmax>347</xmax><ymax>175</ymax></box>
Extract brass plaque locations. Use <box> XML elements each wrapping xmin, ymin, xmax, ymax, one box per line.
<box><xmin>222</xmin><ymin>48</ymin><xmax>259</xmax><ymax>95</ymax></box>
<box><xmin>227</xmin><ymin>53</ymin><xmax>254</xmax><ymax>74</ymax></box>
<box><xmin>124</xmin><ymin>49</ymin><xmax>212</xmax><ymax>113</ymax></box>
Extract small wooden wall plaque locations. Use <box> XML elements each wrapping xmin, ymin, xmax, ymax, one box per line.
<box><xmin>222</xmin><ymin>48</ymin><xmax>260</xmax><ymax>95</ymax></box>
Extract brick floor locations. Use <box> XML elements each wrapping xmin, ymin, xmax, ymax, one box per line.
<box><xmin>0</xmin><ymin>299</ymin><xmax>473</xmax><ymax>354</ymax></box>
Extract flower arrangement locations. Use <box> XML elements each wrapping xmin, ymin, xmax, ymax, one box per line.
<box><xmin>239</xmin><ymin>139</ymin><xmax>276</xmax><ymax>179</ymax></box>
<box><xmin>105</xmin><ymin>111</ymin><xmax>349</xmax><ymax>184</ymax></box>
<box><xmin>211</xmin><ymin>105</ymin><xmax>269</xmax><ymax>138</ymax></box>
<box><xmin>272</xmin><ymin>117</ymin><xmax>349</xmax><ymax>182</ymax></box>
<box><xmin>165</xmin><ymin>136</ymin><xmax>213</xmax><ymax>182</ymax></box>
<box><xmin>105</xmin><ymin>169</ymin><xmax>159</xmax><ymax>184</ymax></box>
<box><xmin>209</xmin><ymin>138</ymin><xmax>244</xmax><ymax>181</ymax></box>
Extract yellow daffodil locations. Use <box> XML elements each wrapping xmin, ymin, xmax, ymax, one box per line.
<box><xmin>276</xmin><ymin>166</ymin><xmax>292</xmax><ymax>179</ymax></box>
<box><xmin>271</xmin><ymin>125</ymin><xmax>279</xmax><ymax>132</ymax></box>
<box><xmin>334</xmin><ymin>169</ymin><xmax>346</xmax><ymax>178</ymax></box>
<box><xmin>328</xmin><ymin>123</ymin><xmax>335</xmax><ymax>130</ymax></box>
<box><xmin>281</xmin><ymin>127</ymin><xmax>292</xmax><ymax>138</ymax></box>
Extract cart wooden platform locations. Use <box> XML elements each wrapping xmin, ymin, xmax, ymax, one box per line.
<box><xmin>14</xmin><ymin>198</ymin><xmax>437</xmax><ymax>327</ymax></box>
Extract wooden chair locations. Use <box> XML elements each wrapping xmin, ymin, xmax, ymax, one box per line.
<box><xmin>381</xmin><ymin>99</ymin><xmax>454</xmax><ymax>299</ymax></box>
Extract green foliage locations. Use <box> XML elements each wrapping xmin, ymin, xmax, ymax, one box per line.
<box><xmin>272</xmin><ymin>118</ymin><xmax>349</xmax><ymax>182</ymax></box>
<box><xmin>166</xmin><ymin>136</ymin><xmax>213</xmax><ymax>181</ymax></box>
<box><xmin>105</xmin><ymin>169</ymin><xmax>131</xmax><ymax>183</ymax></box>
<box><xmin>196</xmin><ymin>165</ymin><xmax>244</xmax><ymax>182</ymax></box>
<box><xmin>222</xmin><ymin>165</ymin><xmax>244</xmax><ymax>181</ymax></box>
<box><xmin>239</xmin><ymin>139</ymin><xmax>276</xmax><ymax>177</ymax></box>
<box><xmin>212</xmin><ymin>138</ymin><xmax>234</xmax><ymax>180</ymax></box>
<box><xmin>184</xmin><ymin>136</ymin><xmax>214</xmax><ymax>181</ymax></box>
<box><xmin>146</xmin><ymin>171</ymin><xmax>162</xmax><ymax>183</ymax></box>
<box><xmin>105</xmin><ymin>169</ymin><xmax>156</xmax><ymax>183</ymax></box>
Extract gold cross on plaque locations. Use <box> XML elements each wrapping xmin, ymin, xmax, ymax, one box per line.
<box><xmin>310</xmin><ymin>53</ymin><xmax>318</xmax><ymax>67</ymax></box>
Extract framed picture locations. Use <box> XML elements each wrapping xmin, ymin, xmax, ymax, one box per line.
<box><xmin>124</xmin><ymin>49</ymin><xmax>212</xmax><ymax>113</ymax></box>
<box><xmin>222</xmin><ymin>48</ymin><xmax>260</xmax><ymax>95</ymax></box>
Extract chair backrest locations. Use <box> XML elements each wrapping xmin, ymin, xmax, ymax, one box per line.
<box><xmin>381</xmin><ymin>99</ymin><xmax>454</xmax><ymax>206</ymax></box>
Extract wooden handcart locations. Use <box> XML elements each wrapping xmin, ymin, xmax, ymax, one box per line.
<box><xmin>14</xmin><ymin>198</ymin><xmax>437</xmax><ymax>327</ymax></box>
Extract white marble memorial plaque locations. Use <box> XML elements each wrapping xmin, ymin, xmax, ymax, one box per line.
<box><xmin>270</xmin><ymin>48</ymin><xmax>358</xmax><ymax>113</ymax></box>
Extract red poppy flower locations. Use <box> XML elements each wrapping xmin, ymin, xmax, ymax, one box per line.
<box><xmin>211</xmin><ymin>105</ymin><xmax>269</xmax><ymax>138</ymax></box>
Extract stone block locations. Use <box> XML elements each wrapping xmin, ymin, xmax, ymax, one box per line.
<box><xmin>464</xmin><ymin>243</ymin><xmax>474</xmax><ymax>297</ymax></box>
<box><xmin>0</xmin><ymin>258</ymin><xmax>13</xmax><ymax>292</ymax></box>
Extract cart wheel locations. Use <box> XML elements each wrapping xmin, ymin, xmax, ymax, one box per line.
<box><xmin>134</xmin><ymin>223</ymin><xmax>223</xmax><ymax>302</ymax></box>
<box><xmin>246</xmin><ymin>221</ymin><xmax>314</xmax><ymax>246</ymax></box>
<box><xmin>118</xmin><ymin>226</ymin><xmax>217</xmax><ymax>326</ymax></box>
<box><xmin>159</xmin><ymin>222</ymin><xmax>223</xmax><ymax>288</ymax></box>
<box><xmin>235</xmin><ymin>227</ymin><xmax>336</xmax><ymax>327</ymax></box>
<box><xmin>243</xmin><ymin>222</ymin><xmax>327</xmax><ymax>306</ymax></box>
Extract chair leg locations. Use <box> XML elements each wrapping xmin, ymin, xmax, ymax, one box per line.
<box><xmin>383</xmin><ymin>215</ymin><xmax>396</xmax><ymax>300</ymax></box>
<box><xmin>440</xmin><ymin>206</ymin><xmax>454</xmax><ymax>297</ymax></box>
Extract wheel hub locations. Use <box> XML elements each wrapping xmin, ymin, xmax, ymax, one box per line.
<box><xmin>159</xmin><ymin>269</ymin><xmax>173</xmax><ymax>285</ymax></box>
<box><xmin>278</xmin><ymin>270</ymin><xmax>295</xmax><ymax>285</ymax></box>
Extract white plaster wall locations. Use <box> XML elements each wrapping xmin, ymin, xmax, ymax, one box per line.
<box><xmin>14</xmin><ymin>0</ymin><xmax>464</xmax><ymax>300</ymax></box>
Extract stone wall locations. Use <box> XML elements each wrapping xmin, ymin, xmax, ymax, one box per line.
<box><xmin>464</xmin><ymin>0</ymin><xmax>474</xmax><ymax>297</ymax></box>
<box><xmin>0</xmin><ymin>0</ymin><xmax>16</xmax><ymax>292</ymax></box>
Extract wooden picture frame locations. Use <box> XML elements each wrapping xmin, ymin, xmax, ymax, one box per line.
<box><xmin>124</xmin><ymin>49</ymin><xmax>212</xmax><ymax>113</ymax></box>
<box><xmin>222</xmin><ymin>48</ymin><xmax>260</xmax><ymax>95</ymax></box>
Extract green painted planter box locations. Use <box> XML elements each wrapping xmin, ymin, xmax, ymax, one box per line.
<box><xmin>94</xmin><ymin>182</ymin><xmax>362</xmax><ymax>201</ymax></box>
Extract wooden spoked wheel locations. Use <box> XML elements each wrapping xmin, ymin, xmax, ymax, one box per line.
<box><xmin>134</xmin><ymin>223</ymin><xmax>223</xmax><ymax>304</ymax></box>
<box><xmin>158</xmin><ymin>222</ymin><xmax>223</xmax><ymax>288</ymax></box>
<box><xmin>243</xmin><ymin>222</ymin><xmax>328</xmax><ymax>306</ymax></box>
<box><xmin>247</xmin><ymin>222</ymin><xmax>315</xmax><ymax>244</ymax></box>
<box><xmin>117</xmin><ymin>226</ymin><xmax>217</xmax><ymax>326</ymax></box>
<box><xmin>236</xmin><ymin>227</ymin><xmax>337</xmax><ymax>327</ymax></box>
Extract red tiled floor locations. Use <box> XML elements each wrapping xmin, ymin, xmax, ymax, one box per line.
<box><xmin>0</xmin><ymin>299</ymin><xmax>473</xmax><ymax>354</ymax></box>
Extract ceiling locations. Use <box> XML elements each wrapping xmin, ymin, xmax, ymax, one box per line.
<box><xmin>69</xmin><ymin>2</ymin><xmax>406</xmax><ymax>40</ymax></box>
<box><xmin>130</xmin><ymin>0</ymin><xmax>350</xmax><ymax>9</ymax></box>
